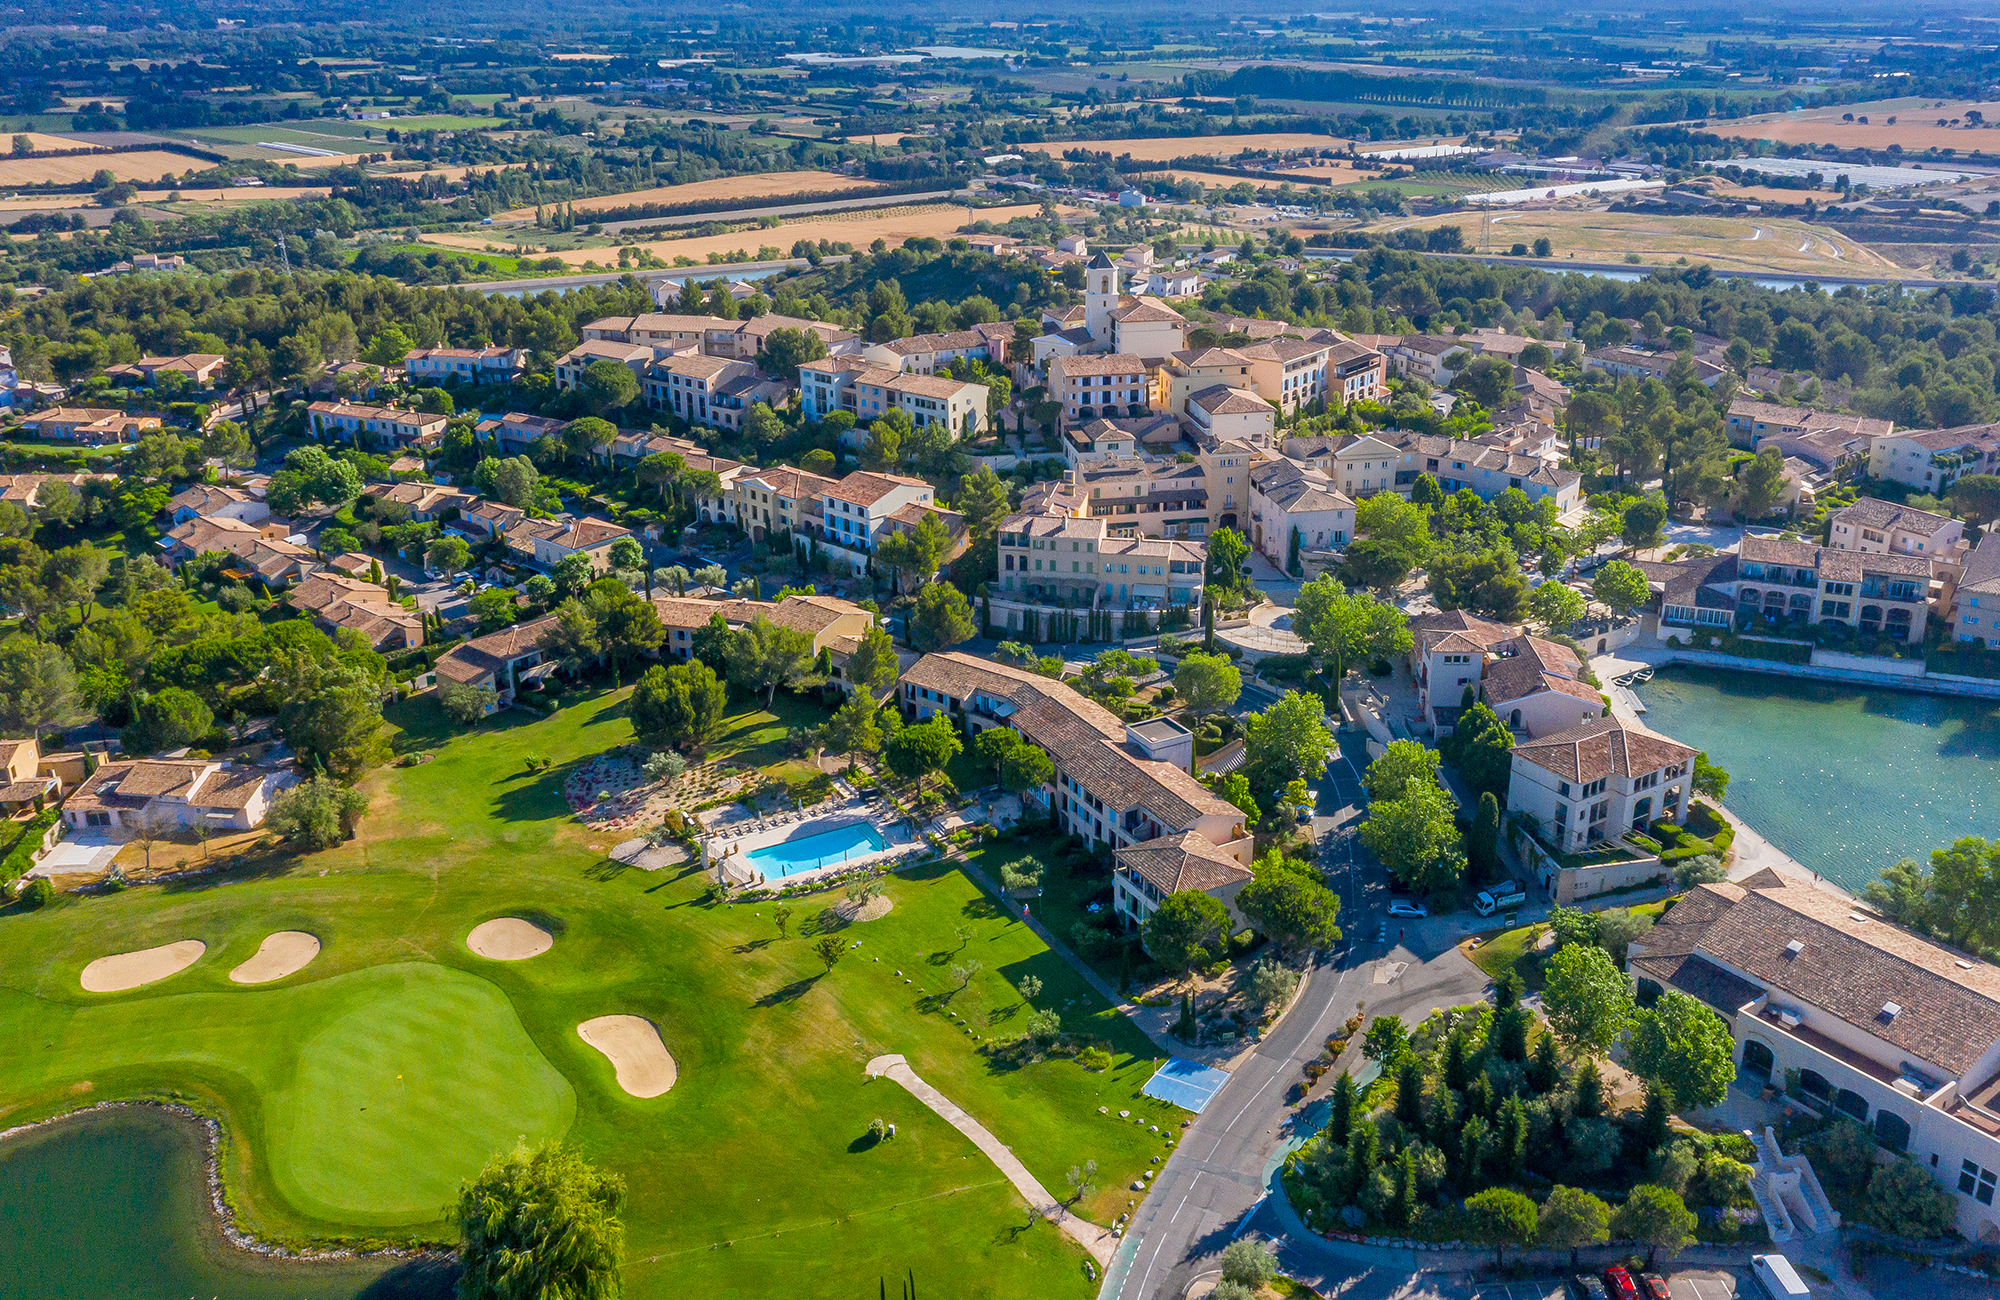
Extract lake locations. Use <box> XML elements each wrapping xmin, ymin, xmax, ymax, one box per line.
<box><xmin>1631</xmin><ymin>665</ymin><xmax>2000</xmax><ymax>894</ymax></box>
<box><xmin>0</xmin><ymin>1107</ymin><xmax>451</xmax><ymax>1300</ymax></box>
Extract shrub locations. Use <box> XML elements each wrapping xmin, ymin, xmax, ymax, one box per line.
<box><xmin>19</xmin><ymin>877</ymin><xmax>53</xmax><ymax>910</ymax></box>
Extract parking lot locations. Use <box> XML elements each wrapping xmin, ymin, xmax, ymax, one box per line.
<box><xmin>1437</xmin><ymin>1270</ymin><xmax>1743</xmax><ymax>1300</ymax></box>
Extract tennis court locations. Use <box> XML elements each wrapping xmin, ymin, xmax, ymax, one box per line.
<box><xmin>1142</xmin><ymin>1057</ymin><xmax>1232</xmax><ymax>1112</ymax></box>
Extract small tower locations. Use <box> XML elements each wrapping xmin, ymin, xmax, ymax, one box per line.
<box><xmin>1083</xmin><ymin>252</ymin><xmax>1120</xmax><ymax>347</ymax></box>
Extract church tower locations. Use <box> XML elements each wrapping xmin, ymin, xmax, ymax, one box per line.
<box><xmin>1083</xmin><ymin>252</ymin><xmax>1120</xmax><ymax>348</ymax></box>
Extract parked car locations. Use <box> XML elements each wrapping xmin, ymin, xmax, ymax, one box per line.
<box><xmin>1641</xmin><ymin>1274</ymin><xmax>1671</xmax><ymax>1300</ymax></box>
<box><xmin>1570</xmin><ymin>1277</ymin><xmax>1610</xmax><ymax>1300</ymax></box>
<box><xmin>1387</xmin><ymin>900</ymin><xmax>1428</xmax><ymax>919</ymax></box>
<box><xmin>1604</xmin><ymin>1266</ymin><xmax>1640</xmax><ymax>1300</ymax></box>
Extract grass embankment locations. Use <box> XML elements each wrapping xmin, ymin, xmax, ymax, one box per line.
<box><xmin>1467</xmin><ymin>899</ymin><xmax>1672</xmax><ymax>993</ymax></box>
<box><xmin>0</xmin><ymin>686</ymin><xmax>1180</xmax><ymax>1296</ymax></box>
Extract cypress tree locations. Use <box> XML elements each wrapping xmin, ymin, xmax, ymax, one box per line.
<box><xmin>1328</xmin><ymin>1070</ymin><xmax>1356</xmax><ymax>1145</ymax></box>
<box><xmin>1638</xmin><ymin>1083</ymin><xmax>1673</xmax><ymax>1154</ymax></box>
<box><xmin>1528</xmin><ymin>1030</ymin><xmax>1561</xmax><ymax>1093</ymax></box>
<box><xmin>1573</xmin><ymin>1060</ymin><xmax>1605</xmax><ymax>1118</ymax></box>
<box><xmin>1443</xmin><ymin>1026</ymin><xmax>1474</xmax><ymax>1091</ymax></box>
<box><xmin>1491</xmin><ymin>1005</ymin><xmax>1529</xmax><ymax>1063</ymax></box>
<box><xmin>1343</xmin><ymin>1121</ymin><xmax>1379</xmax><ymax>1204</ymax></box>
<box><xmin>1395</xmin><ymin>1058</ymin><xmax>1425</xmax><ymax>1130</ymax></box>
<box><xmin>1389</xmin><ymin>1147</ymin><xmax>1417</xmax><ymax>1228</ymax></box>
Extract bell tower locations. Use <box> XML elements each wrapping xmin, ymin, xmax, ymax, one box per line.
<box><xmin>1083</xmin><ymin>252</ymin><xmax>1120</xmax><ymax>347</ymax></box>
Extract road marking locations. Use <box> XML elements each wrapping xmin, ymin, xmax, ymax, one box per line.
<box><xmin>1224</xmin><ymin>1065</ymin><xmax>1286</xmax><ymax>1131</ymax></box>
<box><xmin>1169</xmin><ymin>1193</ymin><xmax>1189</xmax><ymax>1224</ymax></box>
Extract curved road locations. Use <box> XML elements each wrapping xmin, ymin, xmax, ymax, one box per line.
<box><xmin>1103</xmin><ymin>731</ymin><xmax>1492</xmax><ymax>1299</ymax></box>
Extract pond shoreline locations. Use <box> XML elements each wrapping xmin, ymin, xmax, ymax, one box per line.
<box><xmin>1626</xmin><ymin>663</ymin><xmax>1998</xmax><ymax>894</ymax></box>
<box><xmin>0</xmin><ymin>1099</ymin><xmax>454</xmax><ymax>1268</ymax></box>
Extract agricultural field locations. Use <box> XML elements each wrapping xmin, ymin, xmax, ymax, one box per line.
<box><xmin>0</xmin><ymin>686</ymin><xmax>1176</xmax><ymax>1296</ymax></box>
<box><xmin>1</xmin><ymin>132</ymin><xmax>92</xmax><ymax>154</ymax></box>
<box><xmin>1367</xmin><ymin>208</ymin><xmax>1899</xmax><ymax>275</ymax></box>
<box><xmin>428</xmin><ymin>201</ymin><xmax>1044</xmax><ymax>267</ymax></box>
<box><xmin>0</xmin><ymin>150</ymin><xmax>217</xmax><ymax>186</ymax></box>
<box><xmin>492</xmin><ymin>170</ymin><xmax>888</xmax><ymax>221</ymax></box>
<box><xmin>1712</xmin><ymin>97</ymin><xmax>2000</xmax><ymax>154</ymax></box>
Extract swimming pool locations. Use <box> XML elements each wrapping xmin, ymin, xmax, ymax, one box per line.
<box><xmin>740</xmin><ymin>821</ymin><xmax>889</xmax><ymax>879</ymax></box>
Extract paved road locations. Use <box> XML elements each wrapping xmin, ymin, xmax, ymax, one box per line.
<box><xmin>1103</xmin><ymin>732</ymin><xmax>1493</xmax><ymax>1300</ymax></box>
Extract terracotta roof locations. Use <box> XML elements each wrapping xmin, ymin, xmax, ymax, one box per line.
<box><xmin>739</xmin><ymin>466</ymin><xmax>838</xmax><ymax>502</ymax></box>
<box><xmin>883</xmin><ymin>328</ymin><xmax>1000</xmax><ymax>356</ymax></box>
<box><xmin>433</xmin><ymin>614</ymin><xmax>560</xmax><ymax>684</ymax></box>
<box><xmin>1115</xmin><ymin>831</ymin><xmax>1252</xmax><ymax>896</ymax></box>
<box><xmin>1508</xmin><ymin>715</ymin><xmax>1696</xmax><ymax>784</ymax></box>
<box><xmin>1481</xmin><ymin>635</ymin><xmax>1599</xmax><ymax>708</ymax></box>
<box><xmin>1831</xmin><ymin>497</ymin><xmax>1955</xmax><ymax>535</ymax></box>
<box><xmin>544</xmin><ymin>517</ymin><xmax>631</xmax><ymax>550</ymax></box>
<box><xmin>1409</xmin><ymin>610</ymin><xmax>1518</xmax><ymax>656</ymax></box>
<box><xmin>1817</xmin><ymin>548</ymin><xmax>1930</xmax><ymax>584</ymax></box>
<box><xmin>1053</xmin><ymin>353</ymin><xmax>1147</xmax><ymax>378</ymax></box>
<box><xmin>650</xmin><ymin>595</ymin><xmax>768</xmax><ymax>630</ymax></box>
<box><xmin>1668</xmin><ymin>880</ymin><xmax>2000</xmax><ymax>1075</ymax></box>
<box><xmin>824</xmin><ymin>471</ymin><xmax>928</xmax><ymax>508</ymax></box>
<box><xmin>1959</xmin><ymin>531</ymin><xmax>2000</xmax><ymax>599</ymax></box>
<box><xmin>901</xmin><ymin>652</ymin><xmax>1241</xmax><ymax>831</ymax></box>
<box><xmin>1190</xmin><ymin>385</ymin><xmax>1273</xmax><ymax>416</ymax></box>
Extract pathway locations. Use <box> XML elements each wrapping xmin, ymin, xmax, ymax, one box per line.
<box><xmin>864</xmin><ymin>1053</ymin><xmax>1116</xmax><ymax>1267</ymax></box>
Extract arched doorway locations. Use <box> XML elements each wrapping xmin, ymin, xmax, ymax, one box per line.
<box><xmin>1799</xmin><ymin>1069</ymin><xmax>1833</xmax><ymax>1105</ymax></box>
<box><xmin>1631</xmin><ymin>796</ymin><xmax>1652</xmax><ymax>830</ymax></box>
<box><xmin>1741</xmin><ymin>1039</ymin><xmax>1775</xmax><ymax>1080</ymax></box>
<box><xmin>1874</xmin><ymin>1110</ymin><xmax>1911</xmax><ymax>1153</ymax></box>
<box><xmin>1219</xmin><ymin>513</ymin><xmax>1237</xmax><ymax>530</ymax></box>
<box><xmin>1836</xmin><ymin>1088</ymin><xmax>1869</xmax><ymax>1122</ymax></box>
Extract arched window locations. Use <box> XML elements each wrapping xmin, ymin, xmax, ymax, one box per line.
<box><xmin>1739</xmin><ymin>587</ymin><xmax>1761</xmax><ymax>606</ymax></box>
<box><xmin>1860</xmin><ymin>605</ymin><xmax>1884</xmax><ymax>633</ymax></box>
<box><xmin>1741</xmin><ymin>1039</ymin><xmax>1776</xmax><ymax>1080</ymax></box>
<box><xmin>1510</xmin><ymin>709</ymin><xmax>1523</xmax><ymax>728</ymax></box>
<box><xmin>1631</xmin><ymin>797</ymin><xmax>1653</xmax><ymax>830</ymax></box>
<box><xmin>1836</xmin><ymin>1088</ymin><xmax>1869</xmax><ymax>1122</ymax></box>
<box><xmin>1799</xmin><ymin>1069</ymin><xmax>1834</xmax><ymax>1103</ymax></box>
<box><xmin>1874</xmin><ymin>1110</ymin><xmax>1912</xmax><ymax>1153</ymax></box>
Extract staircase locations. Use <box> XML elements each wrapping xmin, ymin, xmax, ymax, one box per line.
<box><xmin>1749</xmin><ymin>1125</ymin><xmax>1841</xmax><ymax>1243</ymax></box>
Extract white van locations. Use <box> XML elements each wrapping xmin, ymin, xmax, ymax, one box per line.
<box><xmin>1475</xmin><ymin>880</ymin><xmax>1527</xmax><ymax>916</ymax></box>
<box><xmin>1752</xmin><ymin>1254</ymin><xmax>1810</xmax><ymax>1300</ymax></box>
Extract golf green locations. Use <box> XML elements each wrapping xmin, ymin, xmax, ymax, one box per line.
<box><xmin>268</xmin><ymin>963</ymin><xmax>575</xmax><ymax>1223</ymax></box>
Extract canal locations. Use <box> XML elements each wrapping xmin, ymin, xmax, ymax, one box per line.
<box><xmin>1631</xmin><ymin>665</ymin><xmax>2000</xmax><ymax>895</ymax></box>
<box><xmin>0</xmin><ymin>1107</ymin><xmax>451</xmax><ymax>1300</ymax></box>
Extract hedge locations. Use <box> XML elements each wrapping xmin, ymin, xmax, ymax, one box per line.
<box><xmin>0</xmin><ymin>809</ymin><xmax>61</xmax><ymax>888</ymax></box>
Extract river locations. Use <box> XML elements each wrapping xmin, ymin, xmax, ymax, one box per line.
<box><xmin>1631</xmin><ymin>665</ymin><xmax>2000</xmax><ymax>895</ymax></box>
<box><xmin>0</xmin><ymin>1107</ymin><xmax>451</xmax><ymax>1300</ymax></box>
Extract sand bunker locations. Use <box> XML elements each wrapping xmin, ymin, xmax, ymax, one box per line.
<box><xmin>80</xmin><ymin>940</ymin><xmax>206</xmax><ymax>992</ymax></box>
<box><xmin>466</xmin><ymin>917</ymin><xmax>554</xmax><ymax>960</ymax></box>
<box><xmin>576</xmin><ymin>1016</ymin><xmax>677</xmax><ymax>1097</ymax></box>
<box><xmin>835</xmin><ymin>895</ymin><xmax>893</xmax><ymax>923</ymax></box>
<box><xmin>229</xmin><ymin>931</ymin><xmax>321</xmax><ymax>984</ymax></box>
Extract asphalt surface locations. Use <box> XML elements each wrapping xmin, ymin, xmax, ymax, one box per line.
<box><xmin>1103</xmin><ymin>731</ymin><xmax>1494</xmax><ymax>1300</ymax></box>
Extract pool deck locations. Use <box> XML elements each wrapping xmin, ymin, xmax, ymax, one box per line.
<box><xmin>701</xmin><ymin>793</ymin><xmax>919</xmax><ymax>888</ymax></box>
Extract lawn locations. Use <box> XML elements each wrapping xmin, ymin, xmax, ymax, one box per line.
<box><xmin>0</xmin><ymin>685</ymin><xmax>1181</xmax><ymax>1295</ymax></box>
<box><xmin>1467</xmin><ymin>899</ymin><xmax>1673</xmax><ymax>992</ymax></box>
